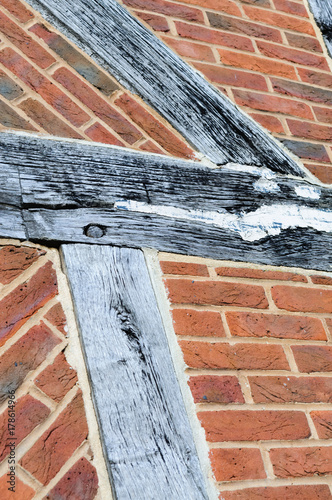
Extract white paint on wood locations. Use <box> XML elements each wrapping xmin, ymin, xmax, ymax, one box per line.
<box><xmin>295</xmin><ymin>185</ymin><xmax>321</xmax><ymax>200</ymax></box>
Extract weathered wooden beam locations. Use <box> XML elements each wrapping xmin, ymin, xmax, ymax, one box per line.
<box><xmin>308</xmin><ymin>0</ymin><xmax>332</xmax><ymax>56</ymax></box>
<box><xmin>61</xmin><ymin>244</ymin><xmax>209</xmax><ymax>500</ymax></box>
<box><xmin>24</xmin><ymin>0</ymin><xmax>304</xmax><ymax>176</ymax></box>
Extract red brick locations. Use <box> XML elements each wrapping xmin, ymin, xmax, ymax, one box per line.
<box><xmin>249</xmin><ymin>113</ymin><xmax>285</xmax><ymax>133</ymax></box>
<box><xmin>311</xmin><ymin>275</ymin><xmax>332</xmax><ymax>286</ymax></box>
<box><xmin>270</xmin><ymin>446</ymin><xmax>332</xmax><ymax>477</ymax></box>
<box><xmin>243</xmin><ymin>5</ymin><xmax>315</xmax><ymax>35</ymax></box>
<box><xmin>0</xmin><ymin>0</ymin><xmax>34</xmax><ymax>23</ymax></box>
<box><xmin>0</xmin><ymin>476</ymin><xmax>35</xmax><ymax>500</ymax></box>
<box><xmin>217</xmin><ymin>49</ymin><xmax>297</xmax><ymax>79</ymax></box>
<box><xmin>0</xmin><ymin>261</ymin><xmax>58</xmax><ymax>347</ymax></box>
<box><xmin>313</xmin><ymin>106</ymin><xmax>332</xmax><ymax>124</ymax></box>
<box><xmin>0</xmin><ymin>395</ymin><xmax>50</xmax><ymax>462</ymax></box>
<box><xmin>139</xmin><ymin>140</ymin><xmax>165</xmax><ymax>154</ymax></box>
<box><xmin>20</xmin><ymin>391</ymin><xmax>88</xmax><ymax>485</ymax></box>
<box><xmin>44</xmin><ymin>302</ymin><xmax>68</xmax><ymax>336</ymax></box>
<box><xmin>285</xmin><ymin>32</ymin><xmax>323</xmax><ymax>53</ymax></box>
<box><xmin>123</xmin><ymin>0</ymin><xmax>204</xmax><ymax>23</ymax></box>
<box><xmin>162</xmin><ymin>36</ymin><xmax>216</xmax><ymax>62</ymax></box>
<box><xmin>194</xmin><ymin>63</ymin><xmax>268</xmax><ymax>90</ymax></box>
<box><xmin>161</xmin><ymin>261</ymin><xmax>209</xmax><ymax>276</ymax></box>
<box><xmin>164</xmin><ymin>278</ymin><xmax>268</xmax><ymax>308</ymax></box>
<box><xmin>272</xmin><ymin>285</ymin><xmax>332</xmax><ymax>313</ymax></box>
<box><xmin>35</xmin><ymin>352</ymin><xmax>78</xmax><ymax>402</ymax></box>
<box><xmin>171</xmin><ymin>308</ymin><xmax>225</xmax><ymax>337</ymax></box>
<box><xmin>45</xmin><ymin>457</ymin><xmax>98</xmax><ymax>500</ymax></box>
<box><xmin>134</xmin><ymin>11</ymin><xmax>170</xmax><ymax>32</ymax></box>
<box><xmin>249</xmin><ymin>376</ymin><xmax>332</xmax><ymax>403</ymax></box>
<box><xmin>289</xmin><ymin>119</ymin><xmax>332</xmax><ymax>140</ymax></box>
<box><xmin>0</xmin><ymin>49</ymin><xmax>90</xmax><ymax>127</ymax></box>
<box><xmin>311</xmin><ymin>411</ymin><xmax>332</xmax><ymax>439</ymax></box>
<box><xmin>207</xmin><ymin>11</ymin><xmax>283</xmax><ymax>43</ymax></box>
<box><xmin>305</xmin><ymin>163</ymin><xmax>332</xmax><ymax>183</ymax></box>
<box><xmin>84</xmin><ymin>122</ymin><xmax>125</xmax><ymax>146</ymax></box>
<box><xmin>220</xmin><ymin>485</ymin><xmax>332</xmax><ymax>500</ymax></box>
<box><xmin>0</xmin><ymin>245</ymin><xmax>45</xmax><ymax>285</ymax></box>
<box><xmin>53</xmin><ymin>68</ymin><xmax>142</xmax><ymax>144</ymax></box>
<box><xmin>280</xmin><ymin>139</ymin><xmax>330</xmax><ymax>162</ymax></box>
<box><xmin>189</xmin><ymin>375</ymin><xmax>244</xmax><ymax>403</ymax></box>
<box><xmin>175</xmin><ymin>22</ymin><xmax>255</xmax><ymax>52</ymax></box>
<box><xmin>115</xmin><ymin>93</ymin><xmax>195</xmax><ymax>158</ymax></box>
<box><xmin>172</xmin><ymin>0</ymin><xmax>241</xmax><ymax>16</ymax></box>
<box><xmin>0</xmin><ymin>98</ymin><xmax>36</xmax><ymax>131</ymax></box>
<box><xmin>271</xmin><ymin>77</ymin><xmax>332</xmax><ymax>105</ymax></box>
<box><xmin>198</xmin><ymin>410</ymin><xmax>310</xmax><ymax>441</ymax></box>
<box><xmin>233</xmin><ymin>89</ymin><xmax>314</xmax><ymax>119</ymax></box>
<box><xmin>292</xmin><ymin>345</ymin><xmax>332</xmax><ymax>372</ymax></box>
<box><xmin>257</xmin><ymin>40</ymin><xmax>329</xmax><ymax>70</ymax></box>
<box><xmin>273</xmin><ymin>0</ymin><xmax>308</xmax><ymax>17</ymax></box>
<box><xmin>0</xmin><ymin>322</ymin><xmax>61</xmax><ymax>403</ymax></box>
<box><xmin>226</xmin><ymin>311</ymin><xmax>327</xmax><ymax>340</ymax></box>
<box><xmin>179</xmin><ymin>341</ymin><xmax>289</xmax><ymax>370</ymax></box>
<box><xmin>0</xmin><ymin>12</ymin><xmax>55</xmax><ymax>69</ymax></box>
<box><xmin>210</xmin><ymin>448</ymin><xmax>266</xmax><ymax>481</ymax></box>
<box><xmin>298</xmin><ymin>68</ymin><xmax>332</xmax><ymax>89</ymax></box>
<box><xmin>19</xmin><ymin>98</ymin><xmax>84</xmax><ymax>139</ymax></box>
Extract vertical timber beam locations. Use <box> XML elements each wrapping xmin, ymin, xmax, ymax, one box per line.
<box><xmin>61</xmin><ymin>244</ymin><xmax>209</xmax><ymax>500</ymax></box>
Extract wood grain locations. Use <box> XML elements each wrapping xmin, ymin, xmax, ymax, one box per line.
<box><xmin>61</xmin><ymin>244</ymin><xmax>209</xmax><ymax>500</ymax></box>
<box><xmin>24</xmin><ymin>0</ymin><xmax>304</xmax><ymax>176</ymax></box>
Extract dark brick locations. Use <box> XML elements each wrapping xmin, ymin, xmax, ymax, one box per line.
<box><xmin>272</xmin><ymin>77</ymin><xmax>332</xmax><ymax>105</ymax></box>
<box><xmin>285</xmin><ymin>32</ymin><xmax>323</xmax><ymax>53</ymax></box>
<box><xmin>134</xmin><ymin>11</ymin><xmax>170</xmax><ymax>32</ymax></box>
<box><xmin>280</xmin><ymin>139</ymin><xmax>330</xmax><ymax>162</ymax></box>
<box><xmin>0</xmin><ymin>98</ymin><xmax>36</xmax><ymax>131</ymax></box>
<box><xmin>0</xmin><ymin>69</ymin><xmax>23</xmax><ymax>100</ymax></box>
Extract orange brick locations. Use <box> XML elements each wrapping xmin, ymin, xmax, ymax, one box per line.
<box><xmin>161</xmin><ymin>36</ymin><xmax>216</xmax><ymax>62</ymax></box>
<box><xmin>226</xmin><ymin>311</ymin><xmax>327</xmax><ymax>340</ymax></box>
<box><xmin>0</xmin><ymin>245</ymin><xmax>45</xmax><ymax>285</ymax></box>
<box><xmin>0</xmin><ymin>0</ymin><xmax>34</xmax><ymax>24</ymax></box>
<box><xmin>198</xmin><ymin>410</ymin><xmax>310</xmax><ymax>441</ymax></box>
<box><xmin>298</xmin><ymin>68</ymin><xmax>332</xmax><ymax>89</ymax></box>
<box><xmin>210</xmin><ymin>448</ymin><xmax>266</xmax><ymax>481</ymax></box>
<box><xmin>273</xmin><ymin>0</ymin><xmax>308</xmax><ymax>17</ymax></box>
<box><xmin>292</xmin><ymin>345</ymin><xmax>332</xmax><ymax>372</ymax></box>
<box><xmin>249</xmin><ymin>376</ymin><xmax>332</xmax><ymax>403</ymax></box>
<box><xmin>35</xmin><ymin>352</ymin><xmax>78</xmax><ymax>402</ymax></box>
<box><xmin>44</xmin><ymin>302</ymin><xmax>67</xmax><ymax>335</ymax></box>
<box><xmin>134</xmin><ymin>11</ymin><xmax>170</xmax><ymax>32</ymax></box>
<box><xmin>0</xmin><ymin>322</ymin><xmax>61</xmax><ymax>404</ymax></box>
<box><xmin>311</xmin><ymin>411</ymin><xmax>332</xmax><ymax>439</ymax></box>
<box><xmin>243</xmin><ymin>5</ymin><xmax>315</xmax><ymax>35</ymax></box>
<box><xmin>220</xmin><ymin>485</ymin><xmax>332</xmax><ymax>500</ymax></box>
<box><xmin>20</xmin><ymin>391</ymin><xmax>88</xmax><ymax>485</ymax></box>
<box><xmin>270</xmin><ymin>446</ymin><xmax>332</xmax><ymax>477</ymax></box>
<box><xmin>217</xmin><ymin>48</ymin><xmax>297</xmax><ymax>79</ymax></box>
<box><xmin>139</xmin><ymin>139</ymin><xmax>165</xmax><ymax>154</ymax></box>
<box><xmin>194</xmin><ymin>63</ymin><xmax>268</xmax><ymax>90</ymax></box>
<box><xmin>313</xmin><ymin>106</ymin><xmax>332</xmax><ymax>124</ymax></box>
<box><xmin>249</xmin><ymin>113</ymin><xmax>285</xmax><ymax>133</ymax></box>
<box><xmin>0</xmin><ymin>261</ymin><xmax>58</xmax><ymax>347</ymax></box>
<box><xmin>285</xmin><ymin>32</ymin><xmax>323</xmax><ymax>53</ymax></box>
<box><xmin>53</xmin><ymin>68</ymin><xmax>142</xmax><ymax>144</ymax></box>
<box><xmin>175</xmin><ymin>22</ymin><xmax>255</xmax><ymax>52</ymax></box>
<box><xmin>189</xmin><ymin>375</ymin><xmax>244</xmax><ymax>403</ymax></box>
<box><xmin>171</xmin><ymin>308</ymin><xmax>225</xmax><ymax>337</ymax></box>
<box><xmin>304</xmin><ymin>163</ymin><xmax>332</xmax><ymax>184</ymax></box>
<box><xmin>0</xmin><ymin>476</ymin><xmax>35</xmax><ymax>500</ymax></box>
<box><xmin>0</xmin><ymin>11</ymin><xmax>55</xmax><ymax>69</ymax></box>
<box><xmin>0</xmin><ymin>49</ymin><xmax>90</xmax><ymax>127</ymax></box>
<box><xmin>179</xmin><ymin>340</ymin><xmax>289</xmax><ymax>370</ymax></box>
<box><xmin>84</xmin><ymin>122</ymin><xmax>125</xmax><ymax>146</ymax></box>
<box><xmin>164</xmin><ymin>278</ymin><xmax>268</xmax><ymax>308</ymax></box>
<box><xmin>123</xmin><ymin>0</ymin><xmax>204</xmax><ymax>23</ymax></box>
<box><xmin>45</xmin><ymin>457</ymin><xmax>98</xmax><ymax>500</ymax></box>
<box><xmin>160</xmin><ymin>261</ymin><xmax>209</xmax><ymax>276</ymax></box>
<box><xmin>311</xmin><ymin>275</ymin><xmax>332</xmax><ymax>286</ymax></box>
<box><xmin>174</xmin><ymin>0</ymin><xmax>241</xmax><ymax>16</ymax></box>
<box><xmin>0</xmin><ymin>395</ymin><xmax>50</xmax><ymax>462</ymax></box>
<box><xmin>288</xmin><ymin>119</ymin><xmax>332</xmax><ymax>140</ymax></box>
<box><xmin>257</xmin><ymin>40</ymin><xmax>329</xmax><ymax>70</ymax></box>
<box><xmin>272</xmin><ymin>285</ymin><xmax>332</xmax><ymax>313</ymax></box>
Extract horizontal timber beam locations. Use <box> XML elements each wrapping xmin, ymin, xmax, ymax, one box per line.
<box><xmin>0</xmin><ymin>132</ymin><xmax>331</xmax><ymax>271</ymax></box>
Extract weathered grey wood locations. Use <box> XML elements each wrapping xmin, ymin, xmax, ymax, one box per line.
<box><xmin>0</xmin><ymin>207</ymin><xmax>26</xmax><ymax>239</ymax></box>
<box><xmin>61</xmin><ymin>244</ymin><xmax>209</xmax><ymax>500</ymax></box>
<box><xmin>308</xmin><ymin>0</ymin><xmax>332</xmax><ymax>56</ymax></box>
<box><xmin>26</xmin><ymin>208</ymin><xmax>332</xmax><ymax>271</ymax></box>
<box><xmin>0</xmin><ymin>162</ymin><xmax>22</xmax><ymax>207</ymax></box>
<box><xmin>24</xmin><ymin>0</ymin><xmax>304</xmax><ymax>176</ymax></box>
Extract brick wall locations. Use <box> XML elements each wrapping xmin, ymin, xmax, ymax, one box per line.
<box><xmin>160</xmin><ymin>253</ymin><xmax>332</xmax><ymax>499</ymax></box>
<box><xmin>0</xmin><ymin>242</ymin><xmax>103</xmax><ymax>499</ymax></box>
<box><xmin>123</xmin><ymin>0</ymin><xmax>332</xmax><ymax>184</ymax></box>
<box><xmin>0</xmin><ymin>0</ymin><xmax>195</xmax><ymax>159</ymax></box>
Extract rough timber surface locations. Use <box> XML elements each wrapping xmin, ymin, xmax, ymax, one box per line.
<box><xmin>24</xmin><ymin>0</ymin><xmax>304</xmax><ymax>176</ymax></box>
<box><xmin>308</xmin><ymin>0</ymin><xmax>332</xmax><ymax>56</ymax></box>
<box><xmin>61</xmin><ymin>244</ymin><xmax>209</xmax><ymax>500</ymax></box>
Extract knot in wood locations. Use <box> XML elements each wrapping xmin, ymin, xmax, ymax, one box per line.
<box><xmin>84</xmin><ymin>224</ymin><xmax>105</xmax><ymax>238</ymax></box>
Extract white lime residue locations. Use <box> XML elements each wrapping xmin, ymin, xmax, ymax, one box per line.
<box><xmin>115</xmin><ymin>200</ymin><xmax>332</xmax><ymax>242</ymax></box>
<box><xmin>294</xmin><ymin>185</ymin><xmax>321</xmax><ymax>200</ymax></box>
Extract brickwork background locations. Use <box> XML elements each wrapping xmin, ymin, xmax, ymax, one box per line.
<box><xmin>0</xmin><ymin>242</ymin><xmax>100</xmax><ymax>499</ymax></box>
<box><xmin>160</xmin><ymin>253</ymin><xmax>332</xmax><ymax>499</ymax></box>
